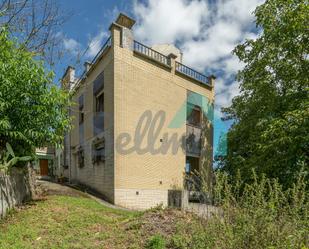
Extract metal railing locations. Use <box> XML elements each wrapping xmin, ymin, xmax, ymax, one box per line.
<box><xmin>75</xmin><ymin>36</ymin><xmax>111</xmax><ymax>88</ymax></box>
<box><xmin>176</xmin><ymin>62</ymin><xmax>210</xmax><ymax>86</ymax></box>
<box><xmin>91</xmin><ymin>36</ymin><xmax>111</xmax><ymax>66</ymax></box>
<box><xmin>133</xmin><ymin>40</ymin><xmax>169</xmax><ymax>66</ymax></box>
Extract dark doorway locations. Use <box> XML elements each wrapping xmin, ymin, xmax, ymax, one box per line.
<box><xmin>185</xmin><ymin>156</ymin><xmax>199</xmax><ymax>174</ymax></box>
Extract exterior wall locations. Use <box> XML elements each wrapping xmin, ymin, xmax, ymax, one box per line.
<box><xmin>69</xmin><ymin>48</ymin><xmax>115</xmax><ymax>202</ymax></box>
<box><xmin>65</xmin><ymin>16</ymin><xmax>214</xmax><ymax>210</ymax></box>
<box><xmin>115</xmin><ymin>189</ymin><xmax>168</xmax><ymax>210</ymax></box>
<box><xmin>113</xmin><ymin>26</ymin><xmax>214</xmax><ymax>209</ymax></box>
<box><xmin>53</xmin><ymin>148</ymin><xmax>69</xmax><ymax>179</ymax></box>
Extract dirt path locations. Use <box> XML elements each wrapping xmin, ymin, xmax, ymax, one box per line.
<box><xmin>36</xmin><ymin>180</ymin><xmax>130</xmax><ymax>211</ymax></box>
<box><xmin>37</xmin><ymin>180</ymin><xmax>88</xmax><ymax>198</ymax></box>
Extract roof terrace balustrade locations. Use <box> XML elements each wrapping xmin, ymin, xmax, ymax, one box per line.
<box><xmin>176</xmin><ymin>62</ymin><xmax>211</xmax><ymax>87</ymax></box>
<box><xmin>133</xmin><ymin>40</ymin><xmax>169</xmax><ymax>66</ymax></box>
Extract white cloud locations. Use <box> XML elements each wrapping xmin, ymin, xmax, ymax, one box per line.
<box><xmin>86</xmin><ymin>31</ymin><xmax>109</xmax><ymax>58</ymax></box>
<box><xmin>134</xmin><ymin>0</ymin><xmax>208</xmax><ymax>44</ymax></box>
<box><xmin>215</xmin><ymin>78</ymin><xmax>240</xmax><ymax>108</ymax></box>
<box><xmin>63</xmin><ymin>37</ymin><xmax>81</xmax><ymax>55</ymax></box>
<box><xmin>132</xmin><ymin>0</ymin><xmax>264</xmax><ymax>111</ymax></box>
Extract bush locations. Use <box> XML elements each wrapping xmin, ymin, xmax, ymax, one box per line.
<box><xmin>146</xmin><ymin>234</ymin><xmax>166</xmax><ymax>249</ymax></box>
<box><xmin>171</xmin><ymin>170</ymin><xmax>309</xmax><ymax>249</ymax></box>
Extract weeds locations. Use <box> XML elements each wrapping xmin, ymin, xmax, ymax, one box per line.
<box><xmin>146</xmin><ymin>234</ymin><xmax>166</xmax><ymax>249</ymax></box>
<box><xmin>173</xmin><ymin>170</ymin><xmax>309</xmax><ymax>249</ymax></box>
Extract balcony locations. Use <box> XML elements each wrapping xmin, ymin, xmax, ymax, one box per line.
<box><xmin>186</xmin><ymin>124</ymin><xmax>201</xmax><ymax>156</ymax></box>
<box><xmin>176</xmin><ymin>62</ymin><xmax>211</xmax><ymax>87</ymax></box>
<box><xmin>133</xmin><ymin>40</ymin><xmax>170</xmax><ymax>66</ymax></box>
<box><xmin>133</xmin><ymin>40</ymin><xmax>211</xmax><ymax>87</ymax></box>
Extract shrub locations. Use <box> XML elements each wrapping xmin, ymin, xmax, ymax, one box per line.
<box><xmin>146</xmin><ymin>234</ymin><xmax>166</xmax><ymax>249</ymax></box>
<box><xmin>173</xmin><ymin>170</ymin><xmax>308</xmax><ymax>249</ymax></box>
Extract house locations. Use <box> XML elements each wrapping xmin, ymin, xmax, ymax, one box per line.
<box><xmin>61</xmin><ymin>13</ymin><xmax>215</xmax><ymax>210</ymax></box>
<box><xmin>33</xmin><ymin>147</ymin><xmax>55</xmax><ymax>179</ymax></box>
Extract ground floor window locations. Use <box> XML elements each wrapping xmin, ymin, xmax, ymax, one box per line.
<box><xmin>77</xmin><ymin>148</ymin><xmax>85</xmax><ymax>168</ymax></box>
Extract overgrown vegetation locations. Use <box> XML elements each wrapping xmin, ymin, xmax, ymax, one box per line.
<box><xmin>220</xmin><ymin>0</ymin><xmax>309</xmax><ymax>188</ymax></box>
<box><xmin>171</xmin><ymin>170</ymin><xmax>309</xmax><ymax>249</ymax></box>
<box><xmin>0</xmin><ymin>28</ymin><xmax>70</xmax><ymax>169</ymax></box>
<box><xmin>1</xmin><ymin>172</ymin><xmax>307</xmax><ymax>249</ymax></box>
<box><xmin>146</xmin><ymin>234</ymin><xmax>166</xmax><ymax>249</ymax></box>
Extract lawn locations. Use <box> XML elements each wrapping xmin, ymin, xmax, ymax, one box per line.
<box><xmin>0</xmin><ymin>195</ymin><xmax>143</xmax><ymax>249</ymax></box>
<box><xmin>0</xmin><ymin>180</ymin><xmax>198</xmax><ymax>249</ymax></box>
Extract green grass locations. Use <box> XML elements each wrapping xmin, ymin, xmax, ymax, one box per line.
<box><xmin>0</xmin><ymin>195</ymin><xmax>142</xmax><ymax>249</ymax></box>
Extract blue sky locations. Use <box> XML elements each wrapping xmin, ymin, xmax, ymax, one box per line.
<box><xmin>54</xmin><ymin>0</ymin><xmax>263</xmax><ymax>157</ymax></box>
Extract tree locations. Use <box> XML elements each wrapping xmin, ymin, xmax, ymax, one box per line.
<box><xmin>0</xmin><ymin>28</ymin><xmax>70</xmax><ymax>160</ymax></box>
<box><xmin>0</xmin><ymin>0</ymin><xmax>70</xmax><ymax>65</ymax></box>
<box><xmin>221</xmin><ymin>0</ymin><xmax>309</xmax><ymax>188</ymax></box>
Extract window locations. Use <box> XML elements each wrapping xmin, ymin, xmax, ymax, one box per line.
<box><xmin>93</xmin><ymin>72</ymin><xmax>104</xmax><ymax>135</ymax></box>
<box><xmin>77</xmin><ymin>148</ymin><xmax>84</xmax><ymax>168</ymax></box>
<box><xmin>187</xmin><ymin>104</ymin><xmax>202</xmax><ymax>127</ymax></box>
<box><xmin>92</xmin><ymin>138</ymin><xmax>105</xmax><ymax>164</ymax></box>
<box><xmin>79</xmin><ymin>106</ymin><xmax>84</xmax><ymax>124</ymax></box>
<box><xmin>79</xmin><ymin>94</ymin><xmax>84</xmax><ymax>124</ymax></box>
<box><xmin>94</xmin><ymin>91</ymin><xmax>104</xmax><ymax>135</ymax></box>
<box><xmin>93</xmin><ymin>72</ymin><xmax>104</xmax><ymax>95</ymax></box>
<box><xmin>95</xmin><ymin>92</ymin><xmax>104</xmax><ymax>113</ymax></box>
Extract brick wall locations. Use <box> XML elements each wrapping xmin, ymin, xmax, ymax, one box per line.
<box><xmin>113</xmin><ymin>25</ymin><xmax>214</xmax><ymax>209</ymax></box>
<box><xmin>115</xmin><ymin>188</ymin><xmax>168</xmax><ymax>210</ymax></box>
<box><xmin>69</xmin><ymin>48</ymin><xmax>115</xmax><ymax>202</ymax></box>
<box><xmin>67</xmin><ymin>20</ymin><xmax>214</xmax><ymax>209</ymax></box>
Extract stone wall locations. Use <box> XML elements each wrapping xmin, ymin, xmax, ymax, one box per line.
<box><xmin>0</xmin><ymin>166</ymin><xmax>35</xmax><ymax>218</ymax></box>
<box><xmin>168</xmin><ymin>190</ymin><xmax>220</xmax><ymax>218</ymax></box>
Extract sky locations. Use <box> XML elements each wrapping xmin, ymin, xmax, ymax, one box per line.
<box><xmin>55</xmin><ymin>0</ymin><xmax>264</xmax><ymax>156</ymax></box>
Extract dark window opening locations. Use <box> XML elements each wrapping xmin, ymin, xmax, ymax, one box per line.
<box><xmin>185</xmin><ymin>156</ymin><xmax>200</xmax><ymax>192</ymax></box>
<box><xmin>186</xmin><ymin>156</ymin><xmax>199</xmax><ymax>174</ymax></box>
<box><xmin>79</xmin><ymin>107</ymin><xmax>84</xmax><ymax>124</ymax></box>
<box><xmin>79</xmin><ymin>94</ymin><xmax>84</xmax><ymax>124</ymax></box>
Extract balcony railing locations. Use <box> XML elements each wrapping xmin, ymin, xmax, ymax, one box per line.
<box><xmin>92</xmin><ymin>36</ymin><xmax>111</xmax><ymax>65</ymax></box>
<box><xmin>186</xmin><ymin>124</ymin><xmax>201</xmax><ymax>156</ymax></box>
<box><xmin>176</xmin><ymin>62</ymin><xmax>210</xmax><ymax>86</ymax></box>
<box><xmin>76</xmin><ymin>36</ymin><xmax>111</xmax><ymax>86</ymax></box>
<box><xmin>133</xmin><ymin>40</ymin><xmax>169</xmax><ymax>66</ymax></box>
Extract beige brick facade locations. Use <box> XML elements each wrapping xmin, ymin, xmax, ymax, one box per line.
<box><xmin>63</xmin><ymin>13</ymin><xmax>214</xmax><ymax>210</ymax></box>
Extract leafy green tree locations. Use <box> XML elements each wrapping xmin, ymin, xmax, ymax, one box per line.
<box><xmin>221</xmin><ymin>0</ymin><xmax>309</xmax><ymax>187</ymax></box>
<box><xmin>0</xmin><ymin>28</ymin><xmax>70</xmax><ymax>159</ymax></box>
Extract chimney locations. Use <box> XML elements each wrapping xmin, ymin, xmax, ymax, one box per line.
<box><xmin>61</xmin><ymin>66</ymin><xmax>75</xmax><ymax>90</ymax></box>
<box><xmin>115</xmin><ymin>13</ymin><xmax>136</xmax><ymax>29</ymax></box>
<box><xmin>208</xmin><ymin>75</ymin><xmax>216</xmax><ymax>87</ymax></box>
<box><xmin>84</xmin><ymin>61</ymin><xmax>92</xmax><ymax>72</ymax></box>
<box><xmin>110</xmin><ymin>13</ymin><xmax>136</xmax><ymax>50</ymax></box>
